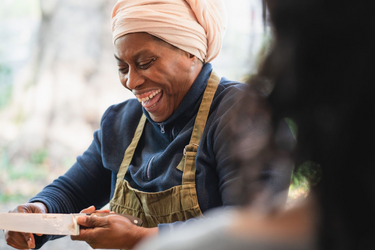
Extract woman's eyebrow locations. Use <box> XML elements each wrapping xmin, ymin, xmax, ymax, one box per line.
<box><xmin>114</xmin><ymin>50</ymin><xmax>154</xmax><ymax>62</ymax></box>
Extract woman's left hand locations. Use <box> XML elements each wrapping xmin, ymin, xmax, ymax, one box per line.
<box><xmin>71</xmin><ymin>206</ymin><xmax>157</xmax><ymax>249</ymax></box>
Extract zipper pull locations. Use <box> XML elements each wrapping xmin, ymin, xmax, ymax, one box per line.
<box><xmin>158</xmin><ymin>123</ymin><xmax>165</xmax><ymax>134</ymax></box>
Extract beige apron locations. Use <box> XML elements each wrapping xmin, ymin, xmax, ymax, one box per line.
<box><xmin>109</xmin><ymin>71</ymin><xmax>220</xmax><ymax>229</ymax></box>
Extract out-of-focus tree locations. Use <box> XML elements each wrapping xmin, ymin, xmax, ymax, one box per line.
<box><xmin>0</xmin><ymin>0</ymin><xmax>131</xmax><ymax>199</ymax></box>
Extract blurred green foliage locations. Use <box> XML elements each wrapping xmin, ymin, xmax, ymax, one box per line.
<box><xmin>0</xmin><ymin>148</ymin><xmax>49</xmax><ymax>180</ymax></box>
<box><xmin>0</xmin><ymin>63</ymin><xmax>12</xmax><ymax>110</ymax></box>
<box><xmin>30</xmin><ymin>149</ymin><xmax>49</xmax><ymax>165</ymax></box>
<box><xmin>0</xmin><ymin>0</ymin><xmax>41</xmax><ymax>110</ymax></box>
<box><xmin>290</xmin><ymin>161</ymin><xmax>322</xmax><ymax>193</ymax></box>
<box><xmin>286</xmin><ymin>118</ymin><xmax>321</xmax><ymax>199</ymax></box>
<box><xmin>0</xmin><ymin>193</ymin><xmax>25</xmax><ymax>203</ymax></box>
<box><xmin>0</xmin><ymin>148</ymin><xmax>49</xmax><ymax>202</ymax></box>
<box><xmin>0</xmin><ymin>0</ymin><xmax>43</xmax><ymax>203</ymax></box>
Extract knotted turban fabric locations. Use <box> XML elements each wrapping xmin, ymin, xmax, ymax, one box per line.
<box><xmin>111</xmin><ymin>0</ymin><xmax>227</xmax><ymax>63</ymax></box>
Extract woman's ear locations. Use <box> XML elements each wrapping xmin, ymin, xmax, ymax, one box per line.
<box><xmin>188</xmin><ymin>53</ymin><xmax>203</xmax><ymax>66</ymax></box>
<box><xmin>184</xmin><ymin>52</ymin><xmax>195</xmax><ymax>62</ymax></box>
<box><xmin>186</xmin><ymin>53</ymin><xmax>196</xmax><ymax>67</ymax></box>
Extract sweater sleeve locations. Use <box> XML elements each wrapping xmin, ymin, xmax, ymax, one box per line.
<box><xmin>29</xmin><ymin>108</ymin><xmax>113</xmax><ymax>248</ymax></box>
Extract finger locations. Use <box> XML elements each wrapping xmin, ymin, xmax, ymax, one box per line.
<box><xmin>76</xmin><ymin>215</ymin><xmax>89</xmax><ymax>227</ymax></box>
<box><xmin>23</xmin><ymin>233</ymin><xmax>35</xmax><ymax>249</ymax></box>
<box><xmin>80</xmin><ymin>205</ymin><xmax>96</xmax><ymax>214</ymax></box>
<box><xmin>31</xmin><ymin>202</ymin><xmax>48</xmax><ymax>213</ymax></box>
<box><xmin>94</xmin><ymin>209</ymin><xmax>111</xmax><ymax>213</ymax></box>
<box><xmin>5</xmin><ymin>231</ymin><xmax>31</xmax><ymax>249</ymax></box>
<box><xmin>10</xmin><ymin>205</ymin><xmax>28</xmax><ymax>214</ymax></box>
<box><xmin>10</xmin><ymin>203</ymin><xmax>46</xmax><ymax>214</ymax></box>
<box><xmin>71</xmin><ymin>218</ymin><xmax>102</xmax><ymax>242</ymax></box>
<box><xmin>6</xmin><ymin>241</ymin><xmax>23</xmax><ymax>250</ymax></box>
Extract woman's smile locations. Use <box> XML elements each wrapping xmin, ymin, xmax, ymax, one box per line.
<box><xmin>136</xmin><ymin>89</ymin><xmax>163</xmax><ymax>110</ymax></box>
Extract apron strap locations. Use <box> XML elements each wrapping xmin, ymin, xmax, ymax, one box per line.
<box><xmin>116</xmin><ymin>114</ymin><xmax>147</xmax><ymax>181</ymax></box>
<box><xmin>182</xmin><ymin>70</ymin><xmax>220</xmax><ymax>185</ymax></box>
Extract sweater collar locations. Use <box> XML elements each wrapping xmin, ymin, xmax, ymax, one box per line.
<box><xmin>143</xmin><ymin>63</ymin><xmax>213</xmax><ymax>127</ymax></box>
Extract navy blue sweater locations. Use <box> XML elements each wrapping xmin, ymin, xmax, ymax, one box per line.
<box><xmin>30</xmin><ymin>64</ymin><xmax>292</xmax><ymax>248</ymax></box>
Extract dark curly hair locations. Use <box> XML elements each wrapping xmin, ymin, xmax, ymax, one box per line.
<box><xmin>255</xmin><ymin>0</ymin><xmax>375</xmax><ymax>249</ymax></box>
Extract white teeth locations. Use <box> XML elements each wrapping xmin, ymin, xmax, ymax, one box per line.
<box><xmin>137</xmin><ymin>89</ymin><xmax>161</xmax><ymax>103</ymax></box>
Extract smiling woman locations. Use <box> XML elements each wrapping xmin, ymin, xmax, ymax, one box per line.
<box><xmin>3</xmin><ymin>0</ymin><xmax>293</xmax><ymax>250</ymax></box>
<box><xmin>114</xmin><ymin>32</ymin><xmax>203</xmax><ymax>122</ymax></box>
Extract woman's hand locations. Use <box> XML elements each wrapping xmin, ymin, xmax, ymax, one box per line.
<box><xmin>72</xmin><ymin>206</ymin><xmax>157</xmax><ymax>249</ymax></box>
<box><xmin>4</xmin><ymin>202</ymin><xmax>48</xmax><ymax>249</ymax></box>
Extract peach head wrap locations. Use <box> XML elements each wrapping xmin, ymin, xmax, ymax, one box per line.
<box><xmin>111</xmin><ymin>0</ymin><xmax>227</xmax><ymax>63</ymax></box>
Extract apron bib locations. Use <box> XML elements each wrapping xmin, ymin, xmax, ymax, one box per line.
<box><xmin>109</xmin><ymin>71</ymin><xmax>220</xmax><ymax>229</ymax></box>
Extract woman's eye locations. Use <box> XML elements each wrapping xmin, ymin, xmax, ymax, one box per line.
<box><xmin>139</xmin><ymin>58</ymin><xmax>155</xmax><ymax>69</ymax></box>
<box><xmin>118</xmin><ymin>67</ymin><xmax>129</xmax><ymax>74</ymax></box>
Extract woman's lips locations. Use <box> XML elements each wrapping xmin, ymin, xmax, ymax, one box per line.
<box><xmin>135</xmin><ymin>89</ymin><xmax>162</xmax><ymax>109</ymax></box>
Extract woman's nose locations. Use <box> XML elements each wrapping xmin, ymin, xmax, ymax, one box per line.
<box><xmin>126</xmin><ymin>67</ymin><xmax>144</xmax><ymax>90</ymax></box>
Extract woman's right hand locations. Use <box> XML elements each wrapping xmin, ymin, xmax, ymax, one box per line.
<box><xmin>3</xmin><ymin>202</ymin><xmax>48</xmax><ymax>249</ymax></box>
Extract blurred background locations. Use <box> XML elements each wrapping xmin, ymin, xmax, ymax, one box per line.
<box><xmin>0</xmin><ymin>0</ymin><xmax>305</xmax><ymax>249</ymax></box>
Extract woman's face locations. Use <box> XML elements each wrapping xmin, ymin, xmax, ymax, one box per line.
<box><xmin>114</xmin><ymin>32</ymin><xmax>198</xmax><ymax>122</ymax></box>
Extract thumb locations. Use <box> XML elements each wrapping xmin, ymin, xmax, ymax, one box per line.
<box><xmin>77</xmin><ymin>215</ymin><xmax>107</xmax><ymax>228</ymax></box>
<box><xmin>80</xmin><ymin>205</ymin><xmax>96</xmax><ymax>214</ymax></box>
<box><xmin>23</xmin><ymin>233</ymin><xmax>35</xmax><ymax>249</ymax></box>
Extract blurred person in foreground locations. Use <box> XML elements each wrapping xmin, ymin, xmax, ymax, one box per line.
<box><xmin>134</xmin><ymin>0</ymin><xmax>375</xmax><ymax>249</ymax></box>
<box><xmin>3</xmin><ymin>0</ymin><xmax>294</xmax><ymax>249</ymax></box>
